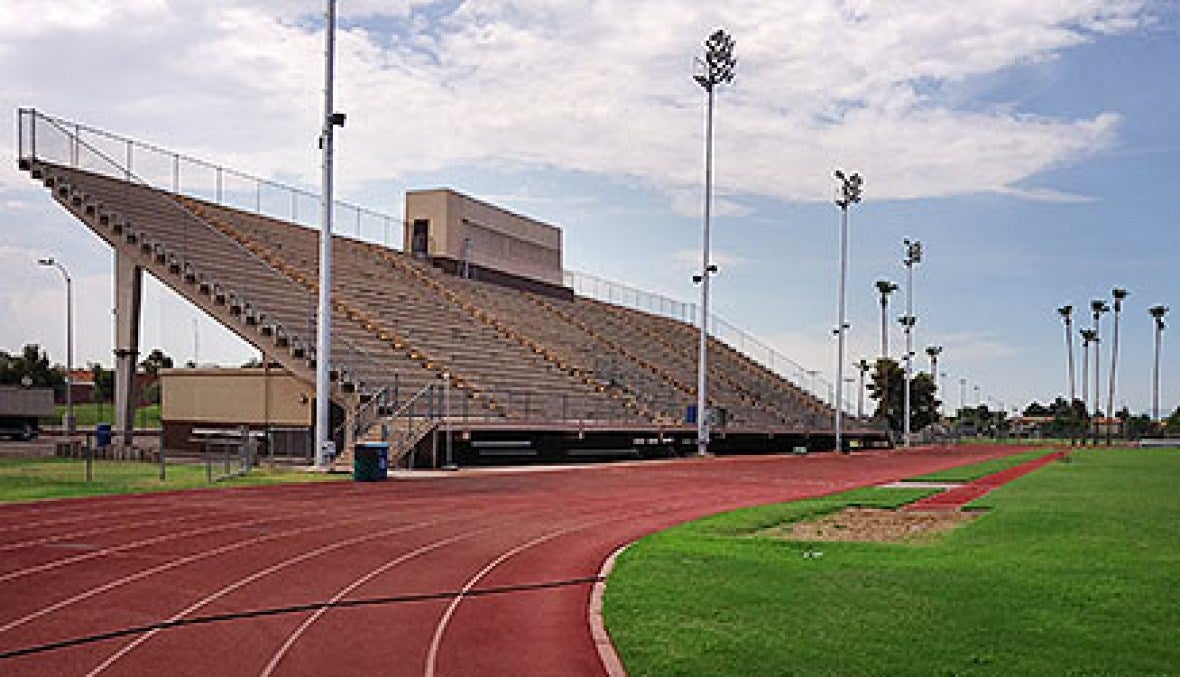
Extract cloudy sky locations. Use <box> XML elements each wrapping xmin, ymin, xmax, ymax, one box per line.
<box><xmin>0</xmin><ymin>0</ymin><xmax>1176</xmax><ymax>416</ymax></box>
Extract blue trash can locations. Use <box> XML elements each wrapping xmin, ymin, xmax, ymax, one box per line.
<box><xmin>685</xmin><ymin>405</ymin><xmax>698</xmax><ymax>424</ymax></box>
<box><xmin>96</xmin><ymin>423</ymin><xmax>112</xmax><ymax>449</ymax></box>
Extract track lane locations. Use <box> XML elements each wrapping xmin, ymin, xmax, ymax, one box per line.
<box><xmin>0</xmin><ymin>445</ymin><xmax>1038</xmax><ymax>676</ymax></box>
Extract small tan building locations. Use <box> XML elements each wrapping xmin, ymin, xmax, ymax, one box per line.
<box><xmin>159</xmin><ymin>367</ymin><xmax>313</xmax><ymax>453</ymax></box>
<box><xmin>404</xmin><ymin>188</ymin><xmax>569</xmax><ymax>297</ymax></box>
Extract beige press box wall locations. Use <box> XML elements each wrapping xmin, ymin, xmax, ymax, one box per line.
<box><xmin>160</xmin><ymin>368</ymin><xmax>310</xmax><ymax>426</ymax></box>
<box><xmin>405</xmin><ymin>188</ymin><xmax>564</xmax><ymax>287</ymax></box>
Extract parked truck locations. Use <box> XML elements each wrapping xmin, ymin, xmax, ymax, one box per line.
<box><xmin>0</xmin><ymin>385</ymin><xmax>55</xmax><ymax>440</ymax></box>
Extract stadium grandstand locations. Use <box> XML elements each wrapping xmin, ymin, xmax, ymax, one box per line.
<box><xmin>16</xmin><ymin>108</ymin><xmax>887</xmax><ymax>468</ymax></box>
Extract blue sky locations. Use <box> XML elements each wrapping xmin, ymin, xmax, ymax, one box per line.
<box><xmin>0</xmin><ymin>1</ymin><xmax>1176</xmax><ymax>417</ymax></box>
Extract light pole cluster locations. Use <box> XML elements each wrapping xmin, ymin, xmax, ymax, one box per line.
<box><xmin>691</xmin><ymin>28</ymin><xmax>736</xmax><ymax>456</ymax></box>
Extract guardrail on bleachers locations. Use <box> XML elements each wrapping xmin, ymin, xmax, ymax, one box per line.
<box><xmin>17</xmin><ymin>109</ymin><xmax>840</xmax><ymax>417</ymax></box>
<box><xmin>17</xmin><ymin>108</ymin><xmax>398</xmax><ymax>247</ymax></box>
<box><xmin>563</xmin><ymin>269</ymin><xmax>837</xmax><ymax>409</ymax></box>
<box><xmin>17</xmin><ymin>108</ymin><xmax>389</xmax><ymax>398</ymax></box>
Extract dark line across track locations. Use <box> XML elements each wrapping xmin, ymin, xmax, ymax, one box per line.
<box><xmin>0</xmin><ymin>445</ymin><xmax>1036</xmax><ymax>676</ymax></box>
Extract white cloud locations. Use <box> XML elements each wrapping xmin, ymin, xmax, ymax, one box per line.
<box><xmin>0</xmin><ymin>1</ymin><xmax>1149</xmax><ymax>206</ymax></box>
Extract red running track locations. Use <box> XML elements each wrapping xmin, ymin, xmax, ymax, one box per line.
<box><xmin>904</xmin><ymin>449</ymin><xmax>1066</xmax><ymax>511</ymax></box>
<box><xmin>0</xmin><ymin>445</ymin><xmax>1037</xmax><ymax>676</ymax></box>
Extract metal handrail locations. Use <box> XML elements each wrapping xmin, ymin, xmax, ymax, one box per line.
<box><xmin>20</xmin><ymin>109</ymin><xmax>375</xmax><ymax>393</ymax></box>
<box><xmin>563</xmin><ymin>269</ymin><xmax>836</xmax><ymax>408</ymax></box>
<box><xmin>18</xmin><ymin>108</ymin><xmax>397</xmax><ymax>244</ymax></box>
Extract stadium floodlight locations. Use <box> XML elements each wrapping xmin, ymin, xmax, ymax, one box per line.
<box><xmin>832</xmin><ymin>170</ymin><xmax>862</xmax><ymax>453</ymax></box>
<box><xmin>902</xmin><ymin>238</ymin><xmax>922</xmax><ymax>447</ymax></box>
<box><xmin>37</xmin><ymin>257</ymin><xmax>74</xmax><ymax>436</ymax></box>
<box><xmin>691</xmin><ymin>28</ymin><xmax>736</xmax><ymax>456</ymax></box>
<box><xmin>315</xmin><ymin>0</ymin><xmax>347</xmax><ymax>468</ymax></box>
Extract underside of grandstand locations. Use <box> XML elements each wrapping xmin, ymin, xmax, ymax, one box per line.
<box><xmin>17</xmin><ymin>109</ymin><xmax>888</xmax><ymax>467</ymax></box>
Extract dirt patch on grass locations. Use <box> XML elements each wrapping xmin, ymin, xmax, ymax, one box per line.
<box><xmin>761</xmin><ymin>507</ymin><xmax>980</xmax><ymax>543</ymax></box>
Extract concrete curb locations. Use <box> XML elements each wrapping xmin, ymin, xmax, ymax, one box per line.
<box><xmin>589</xmin><ymin>543</ymin><xmax>630</xmax><ymax>677</ymax></box>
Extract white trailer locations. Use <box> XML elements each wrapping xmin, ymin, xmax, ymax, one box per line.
<box><xmin>0</xmin><ymin>385</ymin><xmax>55</xmax><ymax>440</ymax></box>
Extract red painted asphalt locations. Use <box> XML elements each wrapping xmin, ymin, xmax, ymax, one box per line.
<box><xmin>904</xmin><ymin>450</ymin><xmax>1066</xmax><ymax>511</ymax></box>
<box><xmin>0</xmin><ymin>445</ymin><xmax>1037</xmax><ymax>676</ymax></box>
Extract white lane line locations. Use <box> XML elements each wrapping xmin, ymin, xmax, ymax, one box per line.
<box><xmin>422</xmin><ymin>490</ymin><xmax>740</xmax><ymax>677</ymax></box>
<box><xmin>87</xmin><ymin>517</ymin><xmax>451</xmax><ymax>676</ymax></box>
<box><xmin>0</xmin><ymin>506</ymin><xmax>429</xmax><ymax>635</ymax></box>
<box><xmin>422</xmin><ymin>526</ymin><xmax>579</xmax><ymax>677</ymax></box>
<box><xmin>259</xmin><ymin>529</ymin><xmax>483</xmax><ymax>677</ymax></box>
<box><xmin>0</xmin><ymin>514</ymin><xmax>293</xmax><ymax>585</ymax></box>
<box><xmin>0</xmin><ymin>511</ymin><xmax>217</xmax><ymax>552</ymax></box>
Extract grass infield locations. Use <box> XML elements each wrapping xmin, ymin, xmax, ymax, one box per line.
<box><xmin>604</xmin><ymin>448</ymin><xmax>1179</xmax><ymax>675</ymax></box>
<box><xmin>0</xmin><ymin>458</ymin><xmax>343</xmax><ymax>503</ymax></box>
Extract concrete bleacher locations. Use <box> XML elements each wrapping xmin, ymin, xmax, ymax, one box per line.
<box><xmin>22</xmin><ymin>158</ymin><xmax>857</xmax><ymax>465</ymax></box>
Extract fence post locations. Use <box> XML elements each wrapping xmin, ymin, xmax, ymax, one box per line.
<box><xmin>173</xmin><ymin>154</ymin><xmax>180</xmax><ymax>192</ymax></box>
<box><xmin>216</xmin><ymin>167</ymin><xmax>223</xmax><ymax>203</ymax></box>
<box><xmin>158</xmin><ymin>428</ymin><xmax>166</xmax><ymax>481</ymax></box>
<box><xmin>72</xmin><ymin>123</ymin><xmax>80</xmax><ymax>166</ymax></box>
<box><xmin>125</xmin><ymin>140</ymin><xmax>132</xmax><ymax>180</ymax></box>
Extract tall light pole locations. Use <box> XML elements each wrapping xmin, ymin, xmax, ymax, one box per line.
<box><xmin>38</xmin><ymin>257</ymin><xmax>74</xmax><ymax>435</ymax></box>
<box><xmin>1149</xmin><ymin>305</ymin><xmax>1168</xmax><ymax>424</ymax></box>
<box><xmin>901</xmin><ymin>239</ymin><xmax>922</xmax><ymax>446</ymax></box>
<box><xmin>832</xmin><ymin>170</ymin><xmax>863</xmax><ymax>453</ymax></box>
<box><xmin>691</xmin><ymin>28</ymin><xmax>736</xmax><ymax>456</ymax></box>
<box><xmin>855</xmin><ymin>358</ymin><xmax>871</xmax><ymax>420</ymax></box>
<box><xmin>315</xmin><ymin>0</ymin><xmax>346</xmax><ymax>468</ymax></box>
<box><xmin>926</xmin><ymin>345</ymin><xmax>942</xmax><ymax>418</ymax></box>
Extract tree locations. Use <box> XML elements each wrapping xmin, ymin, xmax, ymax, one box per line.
<box><xmin>866</xmin><ymin>358</ymin><xmax>939</xmax><ymax>433</ymax></box>
<box><xmin>875</xmin><ymin>280</ymin><xmax>899</xmax><ymax>358</ymax></box>
<box><xmin>1089</xmin><ymin>299</ymin><xmax>1109</xmax><ymax>419</ymax></box>
<box><xmin>139</xmin><ymin>348</ymin><xmax>174</xmax><ymax>374</ymax></box>
<box><xmin>1165</xmin><ymin>406</ymin><xmax>1180</xmax><ymax>435</ymax></box>
<box><xmin>1057</xmin><ymin>305</ymin><xmax>1075</xmax><ymax>403</ymax></box>
<box><xmin>1106</xmin><ymin>288</ymin><xmax>1128</xmax><ymax>424</ymax></box>
<box><xmin>1079</xmin><ymin>328</ymin><xmax>1096</xmax><ymax>415</ymax></box>
<box><xmin>142</xmin><ymin>380</ymin><xmax>161</xmax><ymax>405</ymax></box>
<box><xmin>1024</xmin><ymin>401</ymin><xmax>1049</xmax><ymax>417</ymax></box>
<box><xmin>1149</xmin><ymin>305</ymin><xmax>1168</xmax><ymax>422</ymax></box>
<box><xmin>0</xmin><ymin>344</ymin><xmax>66</xmax><ymax>392</ymax></box>
<box><xmin>90</xmin><ymin>363</ymin><xmax>114</xmax><ymax>404</ymax></box>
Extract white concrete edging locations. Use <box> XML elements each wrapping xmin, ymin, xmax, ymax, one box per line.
<box><xmin>588</xmin><ymin>543</ymin><xmax>631</xmax><ymax>677</ymax></box>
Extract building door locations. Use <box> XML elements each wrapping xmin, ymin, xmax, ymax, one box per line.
<box><xmin>411</xmin><ymin>219</ymin><xmax>429</xmax><ymax>258</ymax></box>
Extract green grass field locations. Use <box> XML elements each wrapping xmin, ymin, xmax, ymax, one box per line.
<box><xmin>605</xmin><ymin>448</ymin><xmax>1179</xmax><ymax>675</ymax></box>
<box><xmin>44</xmin><ymin>403</ymin><xmax>162</xmax><ymax>429</ymax></box>
<box><xmin>0</xmin><ymin>457</ymin><xmax>343</xmax><ymax>503</ymax></box>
